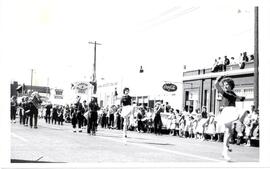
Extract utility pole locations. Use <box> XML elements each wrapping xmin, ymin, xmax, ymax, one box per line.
<box><xmin>254</xmin><ymin>6</ymin><xmax>259</xmax><ymax>110</ymax></box>
<box><xmin>30</xmin><ymin>69</ymin><xmax>33</xmax><ymax>93</ymax></box>
<box><xmin>47</xmin><ymin>77</ymin><xmax>50</xmax><ymax>98</ymax></box>
<box><xmin>88</xmin><ymin>41</ymin><xmax>101</xmax><ymax>94</ymax></box>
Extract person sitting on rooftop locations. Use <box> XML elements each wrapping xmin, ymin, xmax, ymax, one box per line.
<box><xmin>223</xmin><ymin>56</ymin><xmax>230</xmax><ymax>71</ymax></box>
<box><xmin>211</xmin><ymin>59</ymin><xmax>219</xmax><ymax>72</ymax></box>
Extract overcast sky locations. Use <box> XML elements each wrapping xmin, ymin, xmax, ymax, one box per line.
<box><xmin>0</xmin><ymin>0</ymin><xmax>257</xmax><ymax>91</ymax></box>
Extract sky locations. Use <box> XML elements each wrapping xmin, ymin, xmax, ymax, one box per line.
<box><xmin>0</xmin><ymin>0</ymin><xmax>257</xmax><ymax>91</ymax></box>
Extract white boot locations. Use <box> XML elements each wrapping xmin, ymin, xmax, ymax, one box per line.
<box><xmin>222</xmin><ymin>148</ymin><xmax>231</xmax><ymax>161</ymax></box>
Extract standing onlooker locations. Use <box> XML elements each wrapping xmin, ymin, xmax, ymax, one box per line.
<box><xmin>244</xmin><ymin>106</ymin><xmax>259</xmax><ymax>146</ymax></box>
<box><xmin>116</xmin><ymin>106</ymin><xmax>121</xmax><ymax>130</ymax></box>
<box><xmin>108</xmin><ymin>105</ymin><xmax>115</xmax><ymax>129</ymax></box>
<box><xmin>196</xmin><ymin>106</ymin><xmax>209</xmax><ymax>140</ymax></box>
<box><xmin>165</xmin><ymin>102</ymin><xmax>171</xmax><ymax>113</ymax></box>
<box><xmin>136</xmin><ymin>109</ymin><xmax>143</xmax><ymax>133</ymax></box>
<box><xmin>101</xmin><ymin>108</ymin><xmax>107</xmax><ymax>128</ymax></box>
<box><xmin>45</xmin><ymin>103</ymin><xmax>52</xmax><ymax>124</ymax></box>
<box><xmin>10</xmin><ymin>96</ymin><xmax>17</xmax><ymax>123</ymax></box>
<box><xmin>154</xmin><ymin>102</ymin><xmax>163</xmax><ymax>135</ymax></box>
<box><xmin>178</xmin><ymin>112</ymin><xmax>185</xmax><ymax>137</ymax></box>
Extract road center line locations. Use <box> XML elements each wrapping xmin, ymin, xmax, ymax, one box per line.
<box><xmin>95</xmin><ymin>135</ymin><xmax>223</xmax><ymax>162</ymax></box>
<box><xmin>11</xmin><ymin>133</ymin><xmax>28</xmax><ymax>142</ymax></box>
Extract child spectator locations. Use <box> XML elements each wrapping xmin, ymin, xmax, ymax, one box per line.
<box><xmin>169</xmin><ymin>112</ymin><xmax>177</xmax><ymax>136</ymax></box>
<box><xmin>205</xmin><ymin>112</ymin><xmax>216</xmax><ymax>141</ymax></box>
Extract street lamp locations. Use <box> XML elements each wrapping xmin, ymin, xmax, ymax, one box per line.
<box><xmin>139</xmin><ymin>65</ymin><xmax>144</xmax><ymax>73</ymax></box>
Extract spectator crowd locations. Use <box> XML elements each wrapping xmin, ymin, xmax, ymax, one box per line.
<box><xmin>11</xmin><ymin>95</ymin><xmax>259</xmax><ymax>147</ymax></box>
<box><xmin>211</xmin><ymin>52</ymin><xmax>254</xmax><ymax>72</ymax></box>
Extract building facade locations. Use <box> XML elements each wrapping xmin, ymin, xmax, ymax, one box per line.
<box><xmin>182</xmin><ymin>62</ymin><xmax>255</xmax><ymax>114</ymax></box>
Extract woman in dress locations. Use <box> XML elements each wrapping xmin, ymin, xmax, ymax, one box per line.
<box><xmin>215</xmin><ymin>75</ymin><xmax>248</xmax><ymax>161</ymax></box>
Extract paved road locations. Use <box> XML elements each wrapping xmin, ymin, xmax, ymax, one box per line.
<box><xmin>11</xmin><ymin>119</ymin><xmax>259</xmax><ymax>163</ymax></box>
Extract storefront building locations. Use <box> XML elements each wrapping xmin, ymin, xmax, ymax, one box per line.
<box><xmin>182</xmin><ymin>62</ymin><xmax>255</xmax><ymax>114</ymax></box>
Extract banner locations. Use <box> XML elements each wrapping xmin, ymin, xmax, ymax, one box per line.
<box><xmin>72</xmin><ymin>82</ymin><xmax>90</xmax><ymax>94</ymax></box>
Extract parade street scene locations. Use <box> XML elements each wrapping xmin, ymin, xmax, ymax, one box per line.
<box><xmin>1</xmin><ymin>0</ymin><xmax>268</xmax><ymax>167</ymax></box>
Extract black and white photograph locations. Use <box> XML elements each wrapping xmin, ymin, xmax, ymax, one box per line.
<box><xmin>1</xmin><ymin>0</ymin><xmax>270</xmax><ymax>168</ymax></box>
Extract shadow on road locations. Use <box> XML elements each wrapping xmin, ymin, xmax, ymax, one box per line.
<box><xmin>11</xmin><ymin>159</ymin><xmax>66</xmax><ymax>163</ymax></box>
<box><xmin>128</xmin><ymin>140</ymin><xmax>174</xmax><ymax>146</ymax></box>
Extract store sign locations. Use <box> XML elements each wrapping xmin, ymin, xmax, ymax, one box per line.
<box><xmin>54</xmin><ymin>95</ymin><xmax>63</xmax><ymax>99</ymax></box>
<box><xmin>162</xmin><ymin>83</ymin><xmax>177</xmax><ymax>92</ymax></box>
<box><xmin>54</xmin><ymin>89</ymin><xmax>63</xmax><ymax>99</ymax></box>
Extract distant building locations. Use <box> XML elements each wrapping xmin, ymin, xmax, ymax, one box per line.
<box><xmin>182</xmin><ymin>62</ymin><xmax>255</xmax><ymax>114</ymax></box>
<box><xmin>10</xmin><ymin>81</ymin><xmax>50</xmax><ymax>97</ymax></box>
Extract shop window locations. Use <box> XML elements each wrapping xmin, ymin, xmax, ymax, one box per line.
<box><xmin>243</xmin><ymin>88</ymin><xmax>254</xmax><ymax>99</ymax></box>
<box><xmin>204</xmin><ymin>90</ymin><xmax>208</xmax><ymax>107</ymax></box>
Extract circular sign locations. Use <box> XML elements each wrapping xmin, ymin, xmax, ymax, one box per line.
<box><xmin>162</xmin><ymin>83</ymin><xmax>177</xmax><ymax>92</ymax></box>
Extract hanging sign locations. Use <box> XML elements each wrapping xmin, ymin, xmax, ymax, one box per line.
<box><xmin>162</xmin><ymin>83</ymin><xmax>177</xmax><ymax>92</ymax></box>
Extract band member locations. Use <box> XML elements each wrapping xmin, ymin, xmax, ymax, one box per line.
<box><xmin>45</xmin><ymin>103</ymin><xmax>52</xmax><ymax>124</ymax></box>
<box><xmin>57</xmin><ymin>106</ymin><xmax>64</xmax><ymax>125</ymax></box>
<box><xmin>82</xmin><ymin>100</ymin><xmax>88</xmax><ymax>129</ymax></box>
<box><xmin>18</xmin><ymin>98</ymin><xmax>24</xmax><ymax>124</ymax></box>
<box><xmin>120</xmin><ymin>87</ymin><xmax>134</xmax><ymax>138</ymax></box>
<box><xmin>10</xmin><ymin>96</ymin><xmax>17</xmax><ymax>123</ymax></box>
<box><xmin>87</xmin><ymin>96</ymin><xmax>100</xmax><ymax>135</ymax></box>
<box><xmin>22</xmin><ymin>96</ymin><xmax>30</xmax><ymax>126</ymax></box>
<box><xmin>52</xmin><ymin>105</ymin><xmax>58</xmax><ymax>125</ymax></box>
<box><xmin>29</xmin><ymin>92</ymin><xmax>42</xmax><ymax>129</ymax></box>
<box><xmin>215</xmin><ymin>75</ymin><xmax>248</xmax><ymax>161</ymax></box>
<box><xmin>72</xmin><ymin>96</ymin><xmax>84</xmax><ymax>132</ymax></box>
